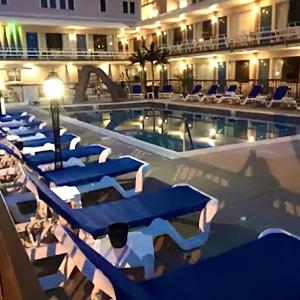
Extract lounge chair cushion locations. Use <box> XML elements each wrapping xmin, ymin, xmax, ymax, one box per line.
<box><xmin>161</xmin><ymin>85</ymin><xmax>172</xmax><ymax>93</ymax></box>
<box><xmin>3</xmin><ymin>120</ymin><xmax>44</xmax><ymax>130</ymax></box>
<box><xmin>21</xmin><ymin>133</ymin><xmax>77</xmax><ymax>148</ymax></box>
<box><xmin>24</xmin><ymin>145</ymin><xmax>107</xmax><ymax>168</ymax></box>
<box><xmin>273</xmin><ymin>86</ymin><xmax>288</xmax><ymax>100</ymax></box>
<box><xmin>248</xmin><ymin>85</ymin><xmax>263</xmax><ymax>98</ymax></box>
<box><xmin>0</xmin><ymin>115</ymin><xmax>32</xmax><ymax>122</ymax></box>
<box><xmin>41</xmin><ymin>158</ymin><xmax>143</xmax><ymax>186</ymax></box>
<box><xmin>207</xmin><ymin>85</ymin><xmax>218</xmax><ymax>95</ymax></box>
<box><xmin>62</xmin><ymin>227</ymin><xmax>300</xmax><ymax>300</ymax></box>
<box><xmin>26</xmin><ymin>172</ymin><xmax>210</xmax><ymax>238</ymax></box>
<box><xmin>132</xmin><ymin>85</ymin><xmax>142</xmax><ymax>94</ymax></box>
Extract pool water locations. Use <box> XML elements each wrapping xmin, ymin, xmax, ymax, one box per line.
<box><xmin>69</xmin><ymin>108</ymin><xmax>299</xmax><ymax>152</ymax></box>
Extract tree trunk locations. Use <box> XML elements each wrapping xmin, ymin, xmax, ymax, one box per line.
<box><xmin>151</xmin><ymin>62</ymin><xmax>155</xmax><ymax>90</ymax></box>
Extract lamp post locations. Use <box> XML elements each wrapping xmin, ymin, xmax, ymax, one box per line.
<box><xmin>0</xmin><ymin>79</ymin><xmax>6</xmax><ymax>115</ymax></box>
<box><xmin>44</xmin><ymin>71</ymin><xmax>64</xmax><ymax>169</ymax></box>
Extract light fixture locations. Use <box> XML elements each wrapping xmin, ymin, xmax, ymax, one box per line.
<box><xmin>209</xmin><ymin>128</ymin><xmax>217</xmax><ymax>138</ymax></box>
<box><xmin>252</xmin><ymin>4</ymin><xmax>260</xmax><ymax>14</ymax></box>
<box><xmin>158</xmin><ymin>118</ymin><xmax>163</xmax><ymax>125</ymax></box>
<box><xmin>211</xmin><ymin>16</ymin><xmax>218</xmax><ymax>24</ymax></box>
<box><xmin>139</xmin><ymin>115</ymin><xmax>144</xmax><ymax>122</ymax></box>
<box><xmin>44</xmin><ymin>71</ymin><xmax>64</xmax><ymax>100</ymax></box>
<box><xmin>180</xmin><ymin>23</ymin><xmax>186</xmax><ymax>31</ymax></box>
<box><xmin>44</xmin><ymin>71</ymin><xmax>64</xmax><ymax>169</ymax></box>
<box><xmin>248</xmin><ymin>136</ymin><xmax>255</xmax><ymax>143</ymax></box>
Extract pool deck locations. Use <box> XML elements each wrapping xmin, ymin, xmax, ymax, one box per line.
<box><xmin>27</xmin><ymin>102</ymin><xmax>300</xmax><ymax>298</ymax></box>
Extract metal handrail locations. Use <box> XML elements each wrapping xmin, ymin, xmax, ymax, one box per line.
<box><xmin>167</xmin><ymin>25</ymin><xmax>300</xmax><ymax>56</ymax></box>
<box><xmin>0</xmin><ymin>48</ymin><xmax>131</xmax><ymax>60</ymax></box>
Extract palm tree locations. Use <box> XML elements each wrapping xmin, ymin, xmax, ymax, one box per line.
<box><xmin>128</xmin><ymin>48</ymin><xmax>147</xmax><ymax>93</ymax></box>
<box><xmin>144</xmin><ymin>42</ymin><xmax>162</xmax><ymax>90</ymax></box>
<box><xmin>155</xmin><ymin>48</ymin><xmax>170</xmax><ymax>86</ymax></box>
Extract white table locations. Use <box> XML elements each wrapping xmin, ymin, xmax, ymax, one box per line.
<box><xmin>93</xmin><ymin>231</ymin><xmax>155</xmax><ymax>279</ymax></box>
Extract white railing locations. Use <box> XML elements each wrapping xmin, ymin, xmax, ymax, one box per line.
<box><xmin>0</xmin><ymin>48</ymin><xmax>131</xmax><ymax>60</ymax></box>
<box><xmin>167</xmin><ymin>25</ymin><xmax>300</xmax><ymax>56</ymax></box>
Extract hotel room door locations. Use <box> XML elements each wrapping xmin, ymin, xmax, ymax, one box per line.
<box><xmin>26</xmin><ymin>32</ymin><xmax>39</xmax><ymax>58</ymax></box>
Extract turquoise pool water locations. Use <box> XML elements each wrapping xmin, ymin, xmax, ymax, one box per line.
<box><xmin>69</xmin><ymin>108</ymin><xmax>299</xmax><ymax>152</ymax></box>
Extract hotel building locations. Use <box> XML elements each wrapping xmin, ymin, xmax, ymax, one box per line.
<box><xmin>0</xmin><ymin>0</ymin><xmax>299</xmax><ymax>102</ymax></box>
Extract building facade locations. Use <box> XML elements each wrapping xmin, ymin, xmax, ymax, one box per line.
<box><xmin>0</xmin><ymin>0</ymin><xmax>300</xmax><ymax>102</ymax></box>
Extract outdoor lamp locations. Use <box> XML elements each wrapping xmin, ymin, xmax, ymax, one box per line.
<box><xmin>44</xmin><ymin>71</ymin><xmax>64</xmax><ymax>169</ymax></box>
<box><xmin>44</xmin><ymin>71</ymin><xmax>64</xmax><ymax>101</ymax></box>
<box><xmin>0</xmin><ymin>79</ymin><xmax>6</xmax><ymax>115</ymax></box>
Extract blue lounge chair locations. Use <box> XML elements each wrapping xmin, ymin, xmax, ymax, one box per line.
<box><xmin>0</xmin><ymin>114</ymin><xmax>34</xmax><ymax>123</ymax></box>
<box><xmin>216</xmin><ymin>84</ymin><xmax>238</xmax><ymax>103</ymax></box>
<box><xmin>20</xmin><ymin>133</ymin><xmax>81</xmax><ymax>155</ymax></box>
<box><xmin>1</xmin><ymin>120</ymin><xmax>46</xmax><ymax>131</ymax></box>
<box><xmin>159</xmin><ymin>84</ymin><xmax>173</xmax><ymax>99</ymax></box>
<box><xmin>183</xmin><ymin>84</ymin><xmax>202</xmax><ymax>101</ymax></box>
<box><xmin>52</xmin><ymin>226</ymin><xmax>300</xmax><ymax>300</ymax></box>
<box><xmin>240</xmin><ymin>85</ymin><xmax>264</xmax><ymax>105</ymax></box>
<box><xmin>24</xmin><ymin>145</ymin><xmax>112</xmax><ymax>170</ymax></box>
<box><xmin>199</xmin><ymin>85</ymin><xmax>219</xmax><ymax>102</ymax></box>
<box><xmin>130</xmin><ymin>84</ymin><xmax>143</xmax><ymax>99</ymax></box>
<box><xmin>4</xmin><ymin>127</ymin><xmax>67</xmax><ymax>142</ymax></box>
<box><xmin>0</xmin><ymin>111</ymin><xmax>27</xmax><ymax>119</ymax></box>
<box><xmin>38</xmin><ymin>155</ymin><xmax>148</xmax><ymax>201</ymax></box>
<box><xmin>265</xmin><ymin>86</ymin><xmax>297</xmax><ymax>108</ymax></box>
<box><xmin>25</xmin><ymin>171</ymin><xmax>217</xmax><ymax>251</ymax></box>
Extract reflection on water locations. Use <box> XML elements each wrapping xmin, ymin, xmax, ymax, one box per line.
<box><xmin>70</xmin><ymin>108</ymin><xmax>299</xmax><ymax>152</ymax></box>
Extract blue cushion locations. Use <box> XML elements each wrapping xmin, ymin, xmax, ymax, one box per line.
<box><xmin>21</xmin><ymin>133</ymin><xmax>76</xmax><ymax>148</ymax></box>
<box><xmin>26</xmin><ymin>172</ymin><xmax>210</xmax><ymax>238</ymax></box>
<box><xmin>191</xmin><ymin>84</ymin><xmax>202</xmax><ymax>94</ymax></box>
<box><xmin>248</xmin><ymin>85</ymin><xmax>263</xmax><ymax>98</ymax></box>
<box><xmin>132</xmin><ymin>84</ymin><xmax>142</xmax><ymax>94</ymax></box>
<box><xmin>41</xmin><ymin>157</ymin><xmax>143</xmax><ymax>186</ymax></box>
<box><xmin>12</xmin><ymin>127</ymin><xmax>56</xmax><ymax>138</ymax></box>
<box><xmin>227</xmin><ymin>85</ymin><xmax>238</xmax><ymax>92</ymax></box>
<box><xmin>162</xmin><ymin>85</ymin><xmax>172</xmax><ymax>93</ymax></box>
<box><xmin>2</xmin><ymin>120</ymin><xmax>44</xmax><ymax>130</ymax></box>
<box><xmin>61</xmin><ymin>227</ymin><xmax>300</xmax><ymax>300</ymax></box>
<box><xmin>0</xmin><ymin>111</ymin><xmax>25</xmax><ymax>118</ymax></box>
<box><xmin>207</xmin><ymin>85</ymin><xmax>218</xmax><ymax>95</ymax></box>
<box><xmin>24</xmin><ymin>145</ymin><xmax>107</xmax><ymax>168</ymax></box>
<box><xmin>0</xmin><ymin>115</ymin><xmax>32</xmax><ymax>122</ymax></box>
<box><xmin>273</xmin><ymin>86</ymin><xmax>288</xmax><ymax>100</ymax></box>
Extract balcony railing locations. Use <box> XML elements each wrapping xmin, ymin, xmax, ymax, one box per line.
<box><xmin>166</xmin><ymin>25</ymin><xmax>300</xmax><ymax>56</ymax></box>
<box><xmin>0</xmin><ymin>48</ymin><xmax>131</xmax><ymax>61</ymax></box>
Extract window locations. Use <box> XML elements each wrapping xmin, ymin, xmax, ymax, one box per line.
<box><xmin>41</xmin><ymin>0</ymin><xmax>74</xmax><ymax>10</ymax></box>
<box><xmin>123</xmin><ymin>1</ymin><xmax>128</xmax><ymax>13</ymax></box>
<box><xmin>68</xmin><ymin>0</ymin><xmax>74</xmax><ymax>10</ymax></box>
<box><xmin>46</xmin><ymin>33</ymin><xmax>63</xmax><ymax>50</ymax></box>
<box><xmin>41</xmin><ymin>0</ymin><xmax>48</xmax><ymax>8</ymax></box>
<box><xmin>100</xmin><ymin>0</ymin><xmax>106</xmax><ymax>12</ymax></box>
<box><xmin>60</xmin><ymin>0</ymin><xmax>66</xmax><ymax>9</ymax></box>
<box><xmin>7</xmin><ymin>69</ymin><xmax>21</xmax><ymax>82</ymax></box>
<box><xmin>49</xmin><ymin>0</ymin><xmax>56</xmax><ymax>8</ymax></box>
<box><xmin>1</xmin><ymin>0</ymin><xmax>7</xmax><ymax>5</ymax></box>
<box><xmin>129</xmin><ymin>1</ymin><xmax>135</xmax><ymax>14</ymax></box>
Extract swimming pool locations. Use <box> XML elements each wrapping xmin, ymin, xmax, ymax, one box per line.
<box><xmin>67</xmin><ymin>107</ymin><xmax>300</xmax><ymax>153</ymax></box>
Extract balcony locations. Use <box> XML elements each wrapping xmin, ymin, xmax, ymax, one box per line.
<box><xmin>166</xmin><ymin>25</ymin><xmax>300</xmax><ymax>57</ymax></box>
<box><xmin>0</xmin><ymin>48</ymin><xmax>131</xmax><ymax>61</ymax></box>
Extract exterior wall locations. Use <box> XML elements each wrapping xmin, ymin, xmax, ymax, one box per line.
<box><xmin>0</xmin><ymin>0</ymin><xmax>140</xmax><ymax>25</ymax></box>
